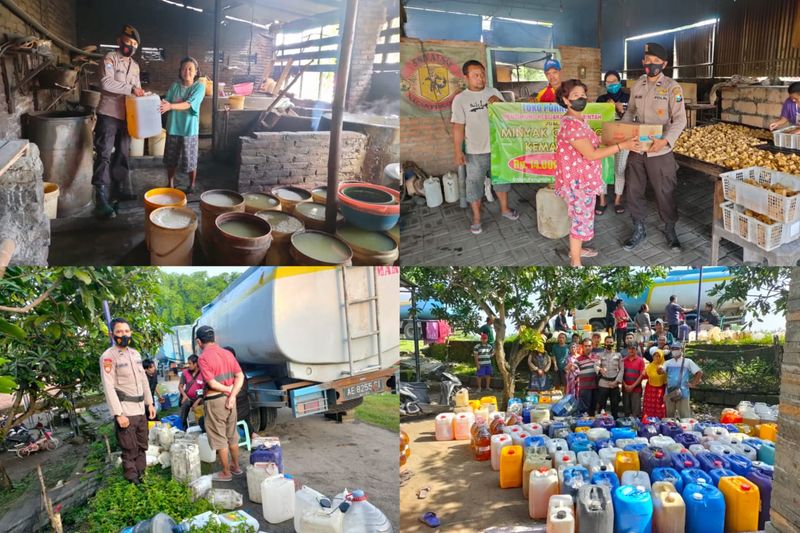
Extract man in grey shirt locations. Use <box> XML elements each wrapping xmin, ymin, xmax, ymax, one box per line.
<box><xmin>452</xmin><ymin>60</ymin><xmax>519</xmax><ymax>235</ymax></box>
<box><xmin>664</xmin><ymin>295</ymin><xmax>694</xmax><ymax>339</ymax></box>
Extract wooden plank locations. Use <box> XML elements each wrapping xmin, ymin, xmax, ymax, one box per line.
<box><xmin>273</xmin><ymin>58</ymin><xmax>294</xmax><ymax>94</ymax></box>
<box><xmin>0</xmin><ymin>140</ymin><xmax>28</xmax><ymax>178</ymax></box>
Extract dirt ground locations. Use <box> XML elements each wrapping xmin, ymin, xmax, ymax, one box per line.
<box><xmin>227</xmin><ymin>406</ymin><xmax>399</xmax><ymax>532</ymax></box>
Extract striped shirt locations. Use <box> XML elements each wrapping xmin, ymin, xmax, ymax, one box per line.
<box><xmin>575</xmin><ymin>355</ymin><xmax>598</xmax><ymax>390</ymax></box>
<box><xmin>474</xmin><ymin>343</ymin><xmax>494</xmax><ymax>365</ymax></box>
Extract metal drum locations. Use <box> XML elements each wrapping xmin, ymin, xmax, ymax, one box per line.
<box><xmin>26</xmin><ymin>111</ymin><xmax>94</xmax><ymax>217</ymax></box>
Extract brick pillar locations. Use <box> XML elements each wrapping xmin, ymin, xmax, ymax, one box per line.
<box><xmin>770</xmin><ymin>268</ymin><xmax>800</xmax><ymax>532</ymax></box>
<box><xmin>345</xmin><ymin>0</ymin><xmax>387</xmax><ymax>111</ymax></box>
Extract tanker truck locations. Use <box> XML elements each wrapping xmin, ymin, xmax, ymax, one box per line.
<box><xmin>193</xmin><ymin>266</ymin><xmax>399</xmax><ymax>432</ymax></box>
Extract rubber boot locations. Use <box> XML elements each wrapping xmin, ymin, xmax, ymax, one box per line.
<box><xmin>665</xmin><ymin>222</ymin><xmax>681</xmax><ymax>251</ymax></box>
<box><xmin>93</xmin><ymin>184</ymin><xmax>116</xmax><ymax>219</ymax></box>
<box><xmin>623</xmin><ymin>220</ymin><xmax>646</xmax><ymax>251</ymax></box>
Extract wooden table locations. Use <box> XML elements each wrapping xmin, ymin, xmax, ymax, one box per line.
<box><xmin>711</xmin><ymin>221</ymin><xmax>800</xmax><ymax>265</ymax></box>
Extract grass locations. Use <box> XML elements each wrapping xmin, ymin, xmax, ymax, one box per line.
<box><xmin>355</xmin><ymin>392</ymin><xmax>399</xmax><ymax>433</ymax></box>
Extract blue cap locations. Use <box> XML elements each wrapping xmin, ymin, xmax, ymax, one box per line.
<box><xmin>544</xmin><ymin>59</ymin><xmax>561</xmax><ymax>72</ymax></box>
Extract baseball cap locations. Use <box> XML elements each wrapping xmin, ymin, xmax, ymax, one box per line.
<box><xmin>543</xmin><ymin>58</ymin><xmax>561</xmax><ymax>72</ymax></box>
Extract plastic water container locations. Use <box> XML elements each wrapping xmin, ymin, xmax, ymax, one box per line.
<box><xmin>560</xmin><ymin>466</ymin><xmax>589</xmax><ymax>499</ymax></box>
<box><xmin>650</xmin><ymin>436</ymin><xmax>676</xmax><ymax>449</ymax></box>
<box><xmin>621</xmin><ymin>470</ymin><xmax>651</xmax><ymax>492</ymax></box>
<box><xmin>587</xmin><ymin>428</ymin><xmax>611</xmax><ymax>442</ymax></box>
<box><xmin>126</xmin><ymin>94</ymin><xmax>162</xmax><ymax>139</ymax></box>
<box><xmin>577</xmin><ymin>451</ymin><xmax>601</xmax><ymax>472</ymax></box>
<box><xmin>499</xmin><ymin>445</ymin><xmax>523</xmax><ymax>488</ymax></box>
<box><xmin>745</xmin><ymin>468</ymin><xmax>772</xmax><ymax>530</ymax></box>
<box><xmin>577</xmin><ymin>484</ymin><xmax>613</xmax><ymax>533</ymax></box>
<box><xmin>695</xmin><ymin>452</ymin><xmax>731</xmax><ymax>472</ymax></box>
<box><xmin>652</xmin><ymin>481</ymin><xmax>685</xmax><ymax>533</ymax></box>
<box><xmin>442</xmin><ymin>172</ymin><xmax>459</xmax><ymax>203</ymax></box>
<box><xmin>434</xmin><ymin>413</ymin><xmax>454</xmax><ymax>441</ymax></box>
<box><xmin>341</xmin><ymin>490</ymin><xmax>392</xmax><ymax>533</ymax></box>
<box><xmin>547</xmin><ymin>438</ymin><xmax>569</xmax><ymax>456</ymax></box>
<box><xmin>261</xmin><ymin>474</ymin><xmax>295</xmax><ymax>523</ymax></box>
<box><xmin>453</xmin><ymin>413</ymin><xmax>474</xmax><ymax>440</ymax></box>
<box><xmin>170</xmin><ymin>442</ymin><xmax>201</xmax><ymax>483</ymax></box>
<box><xmin>611</xmin><ymin>427</ymin><xmax>636</xmax><ymax>442</ymax></box>
<box><xmin>198</xmin><ymin>434</ymin><xmax>216</xmax><ymax>463</ymax></box>
<box><xmin>669</xmin><ymin>451</ymin><xmax>698</xmax><ymax>472</ymax></box>
<box><xmin>707</xmin><ymin>467</ymin><xmax>737</xmax><ymax>487</ymax></box>
<box><xmin>423</xmin><ymin>178</ymin><xmax>443</xmax><ymax>208</ymax></box>
<box><xmin>613</xmin><ymin>485</ymin><xmax>653</xmax><ymax>533</ymax></box>
<box><xmin>683</xmin><ymin>482</ymin><xmax>725</xmax><ymax>533</ymax></box>
<box><xmin>651</xmin><ymin>467</ymin><xmax>684</xmax><ymax>493</ymax></box>
<box><xmin>491</xmin><ymin>434</ymin><xmax>513</xmax><ymax>471</ymax></box>
<box><xmin>547</xmin><ymin>495</ymin><xmax>575</xmax><ymax>533</ymax></box>
<box><xmin>615</xmin><ymin>450</ymin><xmax>640</xmax><ymax>477</ymax></box>
<box><xmin>529</xmin><ymin>467</ymin><xmax>558</xmax><ymax>519</ymax></box>
<box><xmin>590</xmin><ymin>470</ymin><xmax>620</xmax><ymax>491</ymax></box>
<box><xmin>758</xmin><ymin>441</ymin><xmax>775</xmax><ymax>465</ymax></box>
<box><xmin>639</xmin><ymin>447</ymin><xmax>672</xmax><ymax>474</ymax></box>
<box><xmin>680</xmin><ymin>468</ymin><xmax>712</xmax><ymax>488</ymax></box>
<box><xmin>718</xmin><ymin>476</ymin><xmax>759</xmax><ymax>532</ymax></box>
<box><xmin>294</xmin><ymin>485</ymin><xmax>328</xmax><ymax>532</ymax></box>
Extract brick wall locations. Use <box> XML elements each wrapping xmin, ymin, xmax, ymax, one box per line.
<box><xmin>77</xmin><ymin>0</ymin><xmax>274</xmax><ymax>95</ymax></box>
<box><xmin>720</xmin><ymin>86</ymin><xmax>787</xmax><ymax>130</ymax></box>
<box><xmin>770</xmin><ymin>268</ymin><xmax>800</xmax><ymax>532</ymax></box>
<box><xmin>345</xmin><ymin>0</ymin><xmax>389</xmax><ymax>111</ymax></box>
<box><xmin>0</xmin><ymin>0</ymin><xmax>78</xmax><ymax>139</ymax></box>
<box><xmin>399</xmin><ymin>43</ymin><xmax>604</xmax><ymax>176</ymax></box>
<box><xmin>557</xmin><ymin>45</ymin><xmax>603</xmax><ymax>102</ymax></box>
<box><xmin>237</xmin><ymin>131</ymin><xmax>367</xmax><ymax>191</ymax></box>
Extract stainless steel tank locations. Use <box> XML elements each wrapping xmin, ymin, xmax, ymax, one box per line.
<box><xmin>26</xmin><ymin>111</ymin><xmax>94</xmax><ymax>217</ymax></box>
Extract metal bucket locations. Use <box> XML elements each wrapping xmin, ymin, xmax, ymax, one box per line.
<box><xmin>26</xmin><ymin>111</ymin><xmax>94</xmax><ymax>217</ymax></box>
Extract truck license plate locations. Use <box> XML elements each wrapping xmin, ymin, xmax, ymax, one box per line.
<box><xmin>343</xmin><ymin>379</ymin><xmax>384</xmax><ymax>401</ymax></box>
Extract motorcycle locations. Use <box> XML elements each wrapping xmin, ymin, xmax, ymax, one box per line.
<box><xmin>10</xmin><ymin>423</ymin><xmax>59</xmax><ymax>458</ymax></box>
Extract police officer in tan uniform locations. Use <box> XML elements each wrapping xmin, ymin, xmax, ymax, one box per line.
<box><xmin>622</xmin><ymin>42</ymin><xmax>687</xmax><ymax>251</ymax></box>
<box><xmin>99</xmin><ymin>318</ymin><xmax>154</xmax><ymax>484</ymax></box>
<box><xmin>92</xmin><ymin>25</ymin><xmax>143</xmax><ymax>219</ymax></box>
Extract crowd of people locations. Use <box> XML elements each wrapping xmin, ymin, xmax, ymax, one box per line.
<box><xmin>100</xmin><ymin>319</ymin><xmax>254</xmax><ymax>484</ymax></box>
<box><xmin>451</xmin><ymin>41</ymin><xmax>688</xmax><ymax>266</ymax></box>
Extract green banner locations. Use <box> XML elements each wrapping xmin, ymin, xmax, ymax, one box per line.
<box><xmin>489</xmin><ymin>102</ymin><xmax>617</xmax><ymax>184</ymax></box>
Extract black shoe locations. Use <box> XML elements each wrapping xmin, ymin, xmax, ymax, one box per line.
<box><xmin>665</xmin><ymin>223</ymin><xmax>681</xmax><ymax>251</ymax></box>
<box><xmin>623</xmin><ymin>221</ymin><xmax>646</xmax><ymax>251</ymax></box>
<box><xmin>93</xmin><ymin>185</ymin><xmax>116</xmax><ymax>219</ymax></box>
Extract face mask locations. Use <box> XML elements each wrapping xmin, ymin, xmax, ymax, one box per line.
<box><xmin>644</xmin><ymin>62</ymin><xmax>664</xmax><ymax>77</ymax></box>
<box><xmin>114</xmin><ymin>335</ymin><xmax>131</xmax><ymax>347</ymax></box>
<box><xmin>607</xmin><ymin>83</ymin><xmax>621</xmax><ymax>94</ymax></box>
<box><xmin>120</xmin><ymin>44</ymin><xmax>136</xmax><ymax>57</ymax></box>
<box><xmin>569</xmin><ymin>97</ymin><xmax>588</xmax><ymax>112</ymax></box>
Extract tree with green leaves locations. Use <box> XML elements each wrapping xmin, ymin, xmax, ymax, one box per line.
<box><xmin>401</xmin><ymin>267</ymin><xmax>666</xmax><ymax>405</ymax></box>
<box><xmin>0</xmin><ymin>267</ymin><xmax>167</xmax><ymax>489</ymax></box>
<box><xmin>154</xmin><ymin>271</ymin><xmax>240</xmax><ymax>326</ymax></box>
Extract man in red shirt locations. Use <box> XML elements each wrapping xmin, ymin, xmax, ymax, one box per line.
<box><xmin>196</xmin><ymin>325</ymin><xmax>245</xmax><ymax>481</ymax></box>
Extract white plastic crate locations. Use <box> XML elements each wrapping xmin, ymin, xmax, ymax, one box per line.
<box><xmin>720</xmin><ymin>201</ymin><xmax>800</xmax><ymax>251</ymax></box>
<box><xmin>720</xmin><ymin>166</ymin><xmax>800</xmax><ymax>223</ymax></box>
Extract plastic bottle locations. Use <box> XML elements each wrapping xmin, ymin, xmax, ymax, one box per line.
<box><xmin>261</xmin><ymin>474</ymin><xmax>295</xmax><ymax>523</ymax></box>
<box><xmin>474</xmin><ymin>425</ymin><xmax>491</xmax><ymax>461</ymax></box>
<box><xmin>120</xmin><ymin>513</ymin><xmax>176</xmax><ymax>533</ymax></box>
<box><xmin>341</xmin><ymin>490</ymin><xmax>392</xmax><ymax>533</ymax></box>
<box><xmin>651</xmin><ymin>481</ymin><xmax>685</xmax><ymax>533</ymax></box>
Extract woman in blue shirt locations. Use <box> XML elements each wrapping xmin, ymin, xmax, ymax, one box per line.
<box><xmin>596</xmin><ymin>70</ymin><xmax>631</xmax><ymax>215</ymax></box>
<box><xmin>160</xmin><ymin>57</ymin><xmax>205</xmax><ymax>192</ymax></box>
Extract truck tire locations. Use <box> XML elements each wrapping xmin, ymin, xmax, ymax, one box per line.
<box><xmin>252</xmin><ymin>407</ymin><xmax>277</xmax><ymax>433</ymax></box>
<box><xmin>326</xmin><ymin>397</ymin><xmax>364</xmax><ymax>414</ymax></box>
<box><xmin>589</xmin><ymin>319</ymin><xmax>606</xmax><ymax>332</ymax></box>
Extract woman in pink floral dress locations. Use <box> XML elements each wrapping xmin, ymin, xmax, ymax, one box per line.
<box><xmin>554</xmin><ymin>79</ymin><xmax>640</xmax><ymax>266</ymax></box>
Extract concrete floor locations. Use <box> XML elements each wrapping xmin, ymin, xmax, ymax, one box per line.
<box><xmin>400</xmin><ymin>167</ymin><xmax>746</xmax><ymax>266</ymax></box>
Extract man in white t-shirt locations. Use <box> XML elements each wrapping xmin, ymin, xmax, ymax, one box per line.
<box><xmin>451</xmin><ymin>60</ymin><xmax>520</xmax><ymax>235</ymax></box>
<box><xmin>663</xmin><ymin>342</ymin><xmax>703</xmax><ymax>418</ymax></box>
